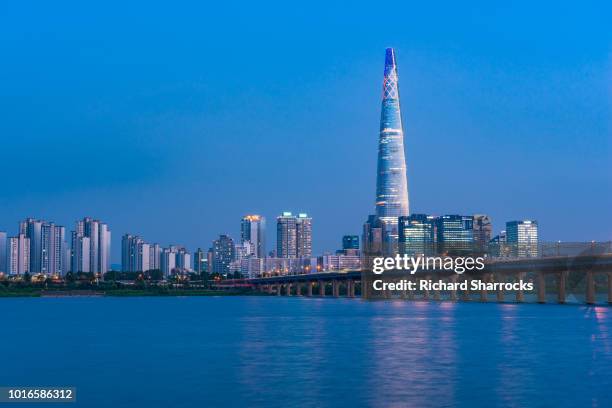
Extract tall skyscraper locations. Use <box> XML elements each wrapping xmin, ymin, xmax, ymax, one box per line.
<box><xmin>506</xmin><ymin>220</ymin><xmax>539</xmax><ymax>258</ymax></box>
<box><xmin>8</xmin><ymin>234</ymin><xmax>30</xmax><ymax>275</ymax></box>
<box><xmin>296</xmin><ymin>213</ymin><xmax>312</xmax><ymax>258</ymax></box>
<box><xmin>240</xmin><ymin>215</ymin><xmax>266</xmax><ymax>258</ymax></box>
<box><xmin>277</xmin><ymin>212</ymin><xmax>297</xmax><ymax>258</ymax></box>
<box><xmin>364</xmin><ymin>48</ymin><xmax>410</xmax><ymax>256</ymax></box>
<box><xmin>399</xmin><ymin>214</ymin><xmax>435</xmax><ymax>256</ymax></box>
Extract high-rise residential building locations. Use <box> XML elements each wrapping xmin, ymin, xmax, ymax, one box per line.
<box><xmin>160</xmin><ymin>247</ymin><xmax>177</xmax><ymax>276</ymax></box>
<box><xmin>0</xmin><ymin>231</ymin><xmax>7</xmax><ymax>274</ymax></box>
<box><xmin>70</xmin><ymin>232</ymin><xmax>90</xmax><ymax>273</ymax></box>
<box><xmin>473</xmin><ymin>214</ymin><xmax>492</xmax><ymax>252</ymax></box>
<box><xmin>276</xmin><ymin>212</ymin><xmax>312</xmax><ymax>259</ymax></box>
<box><xmin>19</xmin><ymin>219</ymin><xmax>67</xmax><ymax>275</ymax></box>
<box><xmin>296</xmin><ymin>213</ymin><xmax>312</xmax><ymax>258</ymax></box>
<box><xmin>149</xmin><ymin>243</ymin><xmax>161</xmax><ymax>271</ymax></box>
<box><xmin>20</xmin><ymin>218</ymin><xmax>43</xmax><ymax>273</ymax></box>
<box><xmin>342</xmin><ymin>235</ymin><xmax>360</xmax><ymax>250</ymax></box>
<box><xmin>363</xmin><ymin>48</ymin><xmax>410</xmax><ymax>256</ymax></box>
<box><xmin>75</xmin><ymin>217</ymin><xmax>111</xmax><ymax>274</ymax></box>
<box><xmin>41</xmin><ymin>223</ymin><xmax>66</xmax><ymax>275</ymax></box>
<box><xmin>436</xmin><ymin>215</ymin><xmax>474</xmax><ymax>255</ymax></box>
<box><xmin>241</xmin><ymin>215</ymin><xmax>266</xmax><ymax>258</ymax></box>
<box><xmin>506</xmin><ymin>220</ymin><xmax>539</xmax><ymax>258</ymax></box>
<box><xmin>277</xmin><ymin>212</ymin><xmax>297</xmax><ymax>258</ymax></box>
<box><xmin>175</xmin><ymin>247</ymin><xmax>191</xmax><ymax>273</ymax></box>
<box><xmin>398</xmin><ymin>214</ymin><xmax>436</xmax><ymax>256</ymax></box>
<box><xmin>8</xmin><ymin>234</ymin><xmax>30</xmax><ymax>275</ymax></box>
<box><xmin>121</xmin><ymin>234</ymin><xmax>152</xmax><ymax>272</ymax></box>
<box><xmin>209</xmin><ymin>235</ymin><xmax>235</xmax><ymax>275</ymax></box>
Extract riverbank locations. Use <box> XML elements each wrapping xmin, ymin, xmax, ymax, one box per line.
<box><xmin>0</xmin><ymin>286</ymin><xmax>258</xmax><ymax>298</ymax></box>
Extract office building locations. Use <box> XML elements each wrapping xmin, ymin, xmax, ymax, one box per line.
<box><xmin>506</xmin><ymin>220</ymin><xmax>539</xmax><ymax>258</ymax></box>
<box><xmin>342</xmin><ymin>235</ymin><xmax>359</xmax><ymax>250</ymax></box>
<box><xmin>436</xmin><ymin>215</ymin><xmax>474</xmax><ymax>255</ymax></box>
<box><xmin>193</xmin><ymin>248</ymin><xmax>207</xmax><ymax>274</ymax></box>
<box><xmin>398</xmin><ymin>214</ymin><xmax>435</xmax><ymax>256</ymax></box>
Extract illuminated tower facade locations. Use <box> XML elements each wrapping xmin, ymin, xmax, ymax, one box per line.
<box><xmin>364</xmin><ymin>48</ymin><xmax>410</xmax><ymax>256</ymax></box>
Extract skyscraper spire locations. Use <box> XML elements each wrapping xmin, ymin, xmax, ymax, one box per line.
<box><xmin>376</xmin><ymin>47</ymin><xmax>409</xmax><ymax>220</ymax></box>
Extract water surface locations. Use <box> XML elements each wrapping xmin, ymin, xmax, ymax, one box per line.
<box><xmin>1</xmin><ymin>297</ymin><xmax>611</xmax><ymax>407</ymax></box>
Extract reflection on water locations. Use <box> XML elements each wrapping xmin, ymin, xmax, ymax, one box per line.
<box><xmin>1</xmin><ymin>297</ymin><xmax>611</xmax><ymax>408</ymax></box>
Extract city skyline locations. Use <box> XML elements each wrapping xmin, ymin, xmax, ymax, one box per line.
<box><xmin>2</xmin><ymin>3</ymin><xmax>611</xmax><ymax>261</ymax></box>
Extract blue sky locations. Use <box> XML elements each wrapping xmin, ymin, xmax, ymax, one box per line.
<box><xmin>1</xmin><ymin>1</ymin><xmax>610</xmax><ymax>262</ymax></box>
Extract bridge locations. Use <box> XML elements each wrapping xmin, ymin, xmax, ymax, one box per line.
<box><xmin>240</xmin><ymin>253</ymin><xmax>612</xmax><ymax>305</ymax></box>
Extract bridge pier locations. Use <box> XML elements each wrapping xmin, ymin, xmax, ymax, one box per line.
<box><xmin>586</xmin><ymin>271</ymin><xmax>596</xmax><ymax>305</ymax></box>
<box><xmin>480</xmin><ymin>273</ymin><xmax>491</xmax><ymax>302</ymax></box>
<box><xmin>296</xmin><ymin>283</ymin><xmax>302</xmax><ymax>296</ymax></box>
<box><xmin>307</xmin><ymin>282</ymin><xmax>313</xmax><ymax>297</ymax></box>
<box><xmin>557</xmin><ymin>271</ymin><xmax>567</xmax><ymax>304</ymax></box>
<box><xmin>537</xmin><ymin>273</ymin><xmax>546</xmax><ymax>303</ymax></box>
<box><xmin>347</xmin><ymin>280</ymin><xmax>355</xmax><ymax>298</ymax></box>
<box><xmin>449</xmin><ymin>275</ymin><xmax>458</xmax><ymax>301</ymax></box>
<box><xmin>516</xmin><ymin>272</ymin><xmax>525</xmax><ymax>302</ymax></box>
<box><xmin>495</xmin><ymin>274</ymin><xmax>504</xmax><ymax>302</ymax></box>
<box><xmin>608</xmin><ymin>272</ymin><xmax>612</xmax><ymax>304</ymax></box>
<box><xmin>332</xmin><ymin>280</ymin><xmax>339</xmax><ymax>297</ymax></box>
<box><xmin>318</xmin><ymin>280</ymin><xmax>325</xmax><ymax>296</ymax></box>
<box><xmin>423</xmin><ymin>275</ymin><xmax>430</xmax><ymax>300</ymax></box>
<box><xmin>276</xmin><ymin>284</ymin><xmax>281</xmax><ymax>296</ymax></box>
<box><xmin>461</xmin><ymin>277</ymin><xmax>471</xmax><ymax>301</ymax></box>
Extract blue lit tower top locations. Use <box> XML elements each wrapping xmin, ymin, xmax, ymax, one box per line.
<box><xmin>375</xmin><ymin>48</ymin><xmax>410</xmax><ymax>222</ymax></box>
